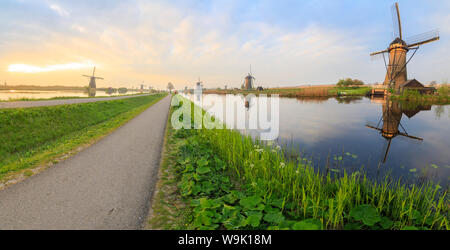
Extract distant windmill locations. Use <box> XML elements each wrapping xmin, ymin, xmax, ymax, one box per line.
<box><xmin>370</xmin><ymin>2</ymin><xmax>439</xmax><ymax>90</ymax></box>
<box><xmin>244</xmin><ymin>65</ymin><xmax>255</xmax><ymax>90</ymax></box>
<box><xmin>82</xmin><ymin>67</ymin><xmax>104</xmax><ymax>89</ymax></box>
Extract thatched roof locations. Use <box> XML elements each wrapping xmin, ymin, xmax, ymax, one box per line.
<box><xmin>400</xmin><ymin>79</ymin><xmax>424</xmax><ymax>89</ymax></box>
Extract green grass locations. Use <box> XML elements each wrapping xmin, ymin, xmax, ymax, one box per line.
<box><xmin>162</xmin><ymin>95</ymin><xmax>448</xmax><ymax>230</ymax></box>
<box><xmin>0</xmin><ymin>93</ymin><xmax>167</xmax><ymax>181</ymax></box>
<box><xmin>390</xmin><ymin>87</ymin><xmax>450</xmax><ymax>104</ymax></box>
<box><xmin>2</xmin><ymin>93</ymin><xmax>152</xmax><ymax>102</ymax></box>
<box><xmin>146</xmin><ymin>98</ymin><xmax>192</xmax><ymax>230</ymax></box>
<box><xmin>329</xmin><ymin>87</ymin><xmax>372</xmax><ymax>96</ymax></box>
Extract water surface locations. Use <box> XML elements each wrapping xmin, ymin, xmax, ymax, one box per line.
<box><xmin>187</xmin><ymin>93</ymin><xmax>450</xmax><ymax>185</ymax></box>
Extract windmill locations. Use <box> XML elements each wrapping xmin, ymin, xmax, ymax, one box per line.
<box><xmin>82</xmin><ymin>67</ymin><xmax>104</xmax><ymax>90</ymax></box>
<box><xmin>244</xmin><ymin>65</ymin><xmax>255</xmax><ymax>90</ymax></box>
<box><xmin>370</xmin><ymin>2</ymin><xmax>439</xmax><ymax>91</ymax></box>
<box><xmin>366</xmin><ymin>100</ymin><xmax>424</xmax><ymax>163</ymax></box>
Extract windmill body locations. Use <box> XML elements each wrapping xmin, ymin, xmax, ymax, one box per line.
<box><xmin>384</xmin><ymin>39</ymin><xmax>409</xmax><ymax>89</ymax></box>
<box><xmin>370</xmin><ymin>2</ymin><xmax>439</xmax><ymax>91</ymax></box>
<box><xmin>244</xmin><ymin>65</ymin><xmax>255</xmax><ymax>90</ymax></box>
<box><xmin>244</xmin><ymin>74</ymin><xmax>255</xmax><ymax>90</ymax></box>
<box><xmin>82</xmin><ymin>67</ymin><xmax>104</xmax><ymax>90</ymax></box>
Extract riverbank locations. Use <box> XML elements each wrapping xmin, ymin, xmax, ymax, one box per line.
<box><xmin>390</xmin><ymin>85</ymin><xmax>450</xmax><ymax>104</ymax></box>
<box><xmin>0</xmin><ymin>93</ymin><xmax>167</xmax><ymax>188</ymax></box>
<box><xmin>147</xmin><ymin>95</ymin><xmax>448</xmax><ymax>230</ymax></box>
<box><xmin>203</xmin><ymin>86</ymin><xmax>372</xmax><ymax>98</ymax></box>
<box><xmin>1</xmin><ymin>92</ymin><xmax>151</xmax><ymax>102</ymax></box>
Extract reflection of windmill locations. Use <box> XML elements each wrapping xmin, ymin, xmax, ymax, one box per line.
<box><xmin>82</xmin><ymin>67</ymin><xmax>104</xmax><ymax>89</ymax></box>
<box><xmin>370</xmin><ymin>2</ymin><xmax>439</xmax><ymax>90</ymax></box>
<box><xmin>244</xmin><ymin>65</ymin><xmax>255</xmax><ymax>90</ymax></box>
<box><xmin>366</xmin><ymin>100</ymin><xmax>424</xmax><ymax>163</ymax></box>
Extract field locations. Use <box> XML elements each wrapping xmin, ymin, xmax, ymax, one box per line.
<box><xmin>0</xmin><ymin>94</ymin><xmax>167</xmax><ymax>183</ymax></box>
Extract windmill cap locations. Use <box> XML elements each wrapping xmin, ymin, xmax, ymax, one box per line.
<box><xmin>390</xmin><ymin>37</ymin><xmax>407</xmax><ymax>46</ymax></box>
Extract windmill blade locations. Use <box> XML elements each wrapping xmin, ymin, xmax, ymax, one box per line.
<box><xmin>370</xmin><ymin>49</ymin><xmax>389</xmax><ymax>57</ymax></box>
<box><xmin>92</xmin><ymin>67</ymin><xmax>96</xmax><ymax>77</ymax></box>
<box><xmin>397</xmin><ymin>132</ymin><xmax>424</xmax><ymax>141</ymax></box>
<box><xmin>391</xmin><ymin>2</ymin><xmax>402</xmax><ymax>39</ymax></box>
<box><xmin>95</xmin><ymin>77</ymin><xmax>104</xmax><ymax>80</ymax></box>
<box><xmin>406</xmin><ymin>29</ymin><xmax>440</xmax><ymax>47</ymax></box>
<box><xmin>366</xmin><ymin>124</ymin><xmax>383</xmax><ymax>132</ymax></box>
<box><xmin>82</xmin><ymin>75</ymin><xmax>91</xmax><ymax>78</ymax></box>
<box><xmin>382</xmin><ymin>139</ymin><xmax>393</xmax><ymax>163</ymax></box>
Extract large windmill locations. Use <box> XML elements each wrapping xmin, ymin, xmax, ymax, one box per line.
<box><xmin>82</xmin><ymin>67</ymin><xmax>104</xmax><ymax>90</ymax></box>
<box><xmin>370</xmin><ymin>2</ymin><xmax>439</xmax><ymax>90</ymax></box>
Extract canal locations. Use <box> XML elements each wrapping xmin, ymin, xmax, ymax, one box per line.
<box><xmin>185</xmin><ymin>93</ymin><xmax>450</xmax><ymax>185</ymax></box>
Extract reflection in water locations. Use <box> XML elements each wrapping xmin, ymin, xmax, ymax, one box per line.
<box><xmin>366</xmin><ymin>99</ymin><xmax>428</xmax><ymax>163</ymax></box>
<box><xmin>87</xmin><ymin>88</ymin><xmax>97</xmax><ymax>97</ymax></box>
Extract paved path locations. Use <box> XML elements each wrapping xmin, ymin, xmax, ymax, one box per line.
<box><xmin>0</xmin><ymin>94</ymin><xmax>153</xmax><ymax>109</ymax></box>
<box><xmin>0</xmin><ymin>95</ymin><xmax>172</xmax><ymax>229</ymax></box>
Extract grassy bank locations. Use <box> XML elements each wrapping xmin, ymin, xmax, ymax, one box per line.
<box><xmin>203</xmin><ymin>86</ymin><xmax>372</xmax><ymax>98</ymax></box>
<box><xmin>390</xmin><ymin>85</ymin><xmax>450</xmax><ymax>104</ymax></box>
<box><xmin>0</xmin><ymin>93</ymin><xmax>167</xmax><ymax>183</ymax></box>
<box><xmin>2</xmin><ymin>93</ymin><xmax>151</xmax><ymax>102</ymax></box>
<box><xmin>149</xmin><ymin>95</ymin><xmax>448</xmax><ymax>230</ymax></box>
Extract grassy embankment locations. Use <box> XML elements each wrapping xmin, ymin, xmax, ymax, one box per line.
<box><xmin>390</xmin><ymin>84</ymin><xmax>450</xmax><ymax>104</ymax></box>
<box><xmin>148</xmin><ymin>95</ymin><xmax>448</xmax><ymax>230</ymax></box>
<box><xmin>2</xmin><ymin>92</ymin><xmax>151</xmax><ymax>102</ymax></box>
<box><xmin>0</xmin><ymin>93</ymin><xmax>167</xmax><ymax>184</ymax></box>
<box><xmin>203</xmin><ymin>86</ymin><xmax>372</xmax><ymax>98</ymax></box>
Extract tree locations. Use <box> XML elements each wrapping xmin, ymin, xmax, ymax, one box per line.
<box><xmin>167</xmin><ymin>82</ymin><xmax>174</xmax><ymax>93</ymax></box>
<box><xmin>337</xmin><ymin>78</ymin><xmax>365</xmax><ymax>87</ymax></box>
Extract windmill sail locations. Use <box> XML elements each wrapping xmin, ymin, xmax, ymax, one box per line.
<box><xmin>406</xmin><ymin>29</ymin><xmax>440</xmax><ymax>47</ymax></box>
<box><xmin>391</xmin><ymin>3</ymin><xmax>402</xmax><ymax>39</ymax></box>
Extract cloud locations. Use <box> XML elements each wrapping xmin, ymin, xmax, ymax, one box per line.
<box><xmin>49</xmin><ymin>4</ymin><xmax>69</xmax><ymax>17</ymax></box>
<box><xmin>8</xmin><ymin>61</ymin><xmax>95</xmax><ymax>73</ymax></box>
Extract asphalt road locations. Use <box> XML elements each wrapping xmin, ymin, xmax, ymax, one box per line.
<box><xmin>0</xmin><ymin>95</ymin><xmax>172</xmax><ymax>229</ymax></box>
<box><xmin>0</xmin><ymin>94</ymin><xmax>153</xmax><ymax>109</ymax></box>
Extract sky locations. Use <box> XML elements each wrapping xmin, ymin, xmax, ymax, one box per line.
<box><xmin>0</xmin><ymin>0</ymin><xmax>449</xmax><ymax>89</ymax></box>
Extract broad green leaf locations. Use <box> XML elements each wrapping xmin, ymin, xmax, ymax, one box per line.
<box><xmin>292</xmin><ymin>219</ymin><xmax>322</xmax><ymax>230</ymax></box>
<box><xmin>380</xmin><ymin>217</ymin><xmax>393</xmax><ymax>230</ymax></box>
<box><xmin>196</xmin><ymin>166</ymin><xmax>211</xmax><ymax>175</ymax></box>
<box><xmin>349</xmin><ymin>205</ymin><xmax>381</xmax><ymax>226</ymax></box>
<box><xmin>263</xmin><ymin>212</ymin><xmax>285</xmax><ymax>224</ymax></box>
<box><xmin>401</xmin><ymin>226</ymin><xmax>419</xmax><ymax>230</ymax></box>
<box><xmin>239</xmin><ymin>195</ymin><xmax>262</xmax><ymax>210</ymax></box>
<box><xmin>246</xmin><ymin>213</ymin><xmax>263</xmax><ymax>228</ymax></box>
<box><xmin>197</xmin><ymin>158</ymin><xmax>209</xmax><ymax>167</ymax></box>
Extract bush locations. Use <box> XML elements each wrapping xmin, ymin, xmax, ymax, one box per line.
<box><xmin>337</xmin><ymin>78</ymin><xmax>365</xmax><ymax>87</ymax></box>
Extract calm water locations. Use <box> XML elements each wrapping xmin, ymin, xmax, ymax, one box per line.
<box><xmin>0</xmin><ymin>90</ymin><xmax>133</xmax><ymax>101</ymax></box>
<box><xmin>186</xmin><ymin>93</ymin><xmax>450</xmax><ymax>185</ymax></box>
